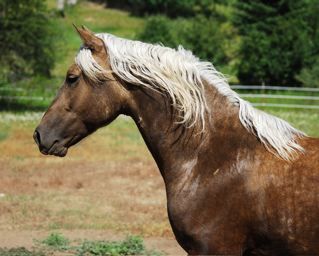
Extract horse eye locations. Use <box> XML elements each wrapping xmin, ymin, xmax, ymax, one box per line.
<box><xmin>66</xmin><ymin>75</ymin><xmax>79</xmax><ymax>85</ymax></box>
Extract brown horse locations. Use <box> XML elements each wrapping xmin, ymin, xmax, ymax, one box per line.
<box><xmin>34</xmin><ymin>26</ymin><xmax>319</xmax><ymax>255</ymax></box>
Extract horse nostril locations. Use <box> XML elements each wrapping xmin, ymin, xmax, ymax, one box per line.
<box><xmin>33</xmin><ymin>130</ymin><xmax>41</xmax><ymax>146</ymax></box>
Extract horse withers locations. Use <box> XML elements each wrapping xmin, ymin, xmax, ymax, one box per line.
<box><xmin>34</xmin><ymin>26</ymin><xmax>319</xmax><ymax>255</ymax></box>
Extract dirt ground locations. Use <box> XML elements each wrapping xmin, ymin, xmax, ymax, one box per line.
<box><xmin>0</xmin><ymin>117</ymin><xmax>185</xmax><ymax>255</ymax></box>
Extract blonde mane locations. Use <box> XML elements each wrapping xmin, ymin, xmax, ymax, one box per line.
<box><xmin>75</xmin><ymin>33</ymin><xmax>305</xmax><ymax>161</ymax></box>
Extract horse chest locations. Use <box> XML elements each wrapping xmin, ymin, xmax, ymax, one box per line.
<box><xmin>164</xmin><ymin>162</ymin><xmax>252</xmax><ymax>254</ymax></box>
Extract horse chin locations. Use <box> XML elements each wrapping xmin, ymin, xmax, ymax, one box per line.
<box><xmin>37</xmin><ymin>134</ymin><xmax>84</xmax><ymax>158</ymax></box>
<box><xmin>53</xmin><ymin>147</ymin><xmax>68</xmax><ymax>157</ymax></box>
<box><xmin>41</xmin><ymin>146</ymin><xmax>68</xmax><ymax>157</ymax></box>
<box><xmin>49</xmin><ymin>134</ymin><xmax>84</xmax><ymax>157</ymax></box>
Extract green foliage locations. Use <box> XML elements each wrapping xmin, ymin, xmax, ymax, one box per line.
<box><xmin>233</xmin><ymin>0</ymin><xmax>319</xmax><ymax>86</ymax></box>
<box><xmin>138</xmin><ymin>14</ymin><xmax>237</xmax><ymax>72</ymax></box>
<box><xmin>0</xmin><ymin>0</ymin><xmax>144</xmax><ymax>111</ymax></box>
<box><xmin>0</xmin><ymin>235</ymin><xmax>163</xmax><ymax>256</ymax></box>
<box><xmin>0</xmin><ymin>0</ymin><xmax>55</xmax><ymax>83</ymax></box>
<box><xmin>296</xmin><ymin>57</ymin><xmax>319</xmax><ymax>88</ymax></box>
<box><xmin>128</xmin><ymin>0</ymin><xmax>196</xmax><ymax>18</ymax></box>
<box><xmin>41</xmin><ymin>232</ymin><xmax>69</xmax><ymax>250</ymax></box>
<box><xmin>101</xmin><ymin>0</ymin><xmax>233</xmax><ymax>18</ymax></box>
<box><xmin>77</xmin><ymin>236</ymin><xmax>146</xmax><ymax>256</ymax></box>
<box><xmin>138</xmin><ymin>16</ymin><xmax>179</xmax><ymax>47</ymax></box>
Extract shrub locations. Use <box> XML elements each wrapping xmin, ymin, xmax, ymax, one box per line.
<box><xmin>138</xmin><ymin>15</ymin><xmax>235</xmax><ymax>70</ymax></box>
<box><xmin>296</xmin><ymin>58</ymin><xmax>319</xmax><ymax>88</ymax></box>
<box><xmin>233</xmin><ymin>0</ymin><xmax>319</xmax><ymax>86</ymax></box>
<box><xmin>0</xmin><ymin>0</ymin><xmax>55</xmax><ymax>83</ymax></box>
<box><xmin>95</xmin><ymin>0</ymin><xmax>230</xmax><ymax>18</ymax></box>
<box><xmin>77</xmin><ymin>236</ymin><xmax>146</xmax><ymax>256</ymax></box>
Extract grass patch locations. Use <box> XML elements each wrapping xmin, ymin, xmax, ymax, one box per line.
<box><xmin>265</xmin><ymin>109</ymin><xmax>319</xmax><ymax>137</ymax></box>
<box><xmin>0</xmin><ymin>124</ymin><xmax>9</xmax><ymax>141</ymax></box>
<box><xmin>0</xmin><ymin>248</ymin><xmax>44</xmax><ymax>256</ymax></box>
<box><xmin>11</xmin><ymin>234</ymin><xmax>164</xmax><ymax>256</ymax></box>
<box><xmin>40</xmin><ymin>232</ymin><xmax>69</xmax><ymax>250</ymax></box>
<box><xmin>77</xmin><ymin>236</ymin><xmax>148</xmax><ymax>256</ymax></box>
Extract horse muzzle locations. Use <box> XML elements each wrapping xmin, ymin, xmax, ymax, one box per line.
<box><xmin>33</xmin><ymin>127</ymin><xmax>69</xmax><ymax>157</ymax></box>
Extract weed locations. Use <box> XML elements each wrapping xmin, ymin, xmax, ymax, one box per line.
<box><xmin>77</xmin><ymin>236</ymin><xmax>144</xmax><ymax>256</ymax></box>
<box><xmin>40</xmin><ymin>232</ymin><xmax>69</xmax><ymax>250</ymax></box>
<box><xmin>76</xmin><ymin>235</ymin><xmax>165</xmax><ymax>256</ymax></box>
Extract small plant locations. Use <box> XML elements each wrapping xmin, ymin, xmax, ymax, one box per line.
<box><xmin>41</xmin><ymin>232</ymin><xmax>69</xmax><ymax>250</ymax></box>
<box><xmin>0</xmin><ymin>235</ymin><xmax>163</xmax><ymax>256</ymax></box>
<box><xmin>77</xmin><ymin>236</ymin><xmax>146</xmax><ymax>256</ymax></box>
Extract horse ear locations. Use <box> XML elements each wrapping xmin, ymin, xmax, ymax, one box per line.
<box><xmin>73</xmin><ymin>24</ymin><xmax>104</xmax><ymax>52</ymax></box>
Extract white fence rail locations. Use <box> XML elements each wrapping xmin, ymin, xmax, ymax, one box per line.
<box><xmin>231</xmin><ymin>85</ymin><xmax>319</xmax><ymax>92</ymax></box>
<box><xmin>230</xmin><ymin>85</ymin><xmax>319</xmax><ymax>110</ymax></box>
<box><xmin>1</xmin><ymin>85</ymin><xmax>319</xmax><ymax>110</ymax></box>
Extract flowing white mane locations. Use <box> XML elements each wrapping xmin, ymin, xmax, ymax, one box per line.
<box><xmin>75</xmin><ymin>33</ymin><xmax>305</xmax><ymax>161</ymax></box>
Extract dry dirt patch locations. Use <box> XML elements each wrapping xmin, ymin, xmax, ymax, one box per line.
<box><xmin>0</xmin><ymin>117</ymin><xmax>184</xmax><ymax>254</ymax></box>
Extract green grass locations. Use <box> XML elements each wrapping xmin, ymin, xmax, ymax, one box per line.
<box><xmin>0</xmin><ymin>123</ymin><xmax>9</xmax><ymax>141</ymax></box>
<box><xmin>48</xmin><ymin>0</ymin><xmax>144</xmax><ymax>82</ymax></box>
<box><xmin>0</xmin><ymin>234</ymin><xmax>162</xmax><ymax>256</ymax></box>
<box><xmin>265</xmin><ymin>109</ymin><xmax>319</xmax><ymax>137</ymax></box>
<box><xmin>238</xmin><ymin>89</ymin><xmax>319</xmax><ymax>107</ymax></box>
<box><xmin>40</xmin><ymin>232</ymin><xmax>69</xmax><ymax>250</ymax></box>
<box><xmin>77</xmin><ymin>236</ymin><xmax>148</xmax><ymax>256</ymax></box>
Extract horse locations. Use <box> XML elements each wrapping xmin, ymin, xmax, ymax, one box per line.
<box><xmin>33</xmin><ymin>26</ymin><xmax>319</xmax><ymax>255</ymax></box>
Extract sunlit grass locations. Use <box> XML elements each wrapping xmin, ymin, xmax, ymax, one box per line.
<box><xmin>48</xmin><ymin>0</ymin><xmax>144</xmax><ymax>84</ymax></box>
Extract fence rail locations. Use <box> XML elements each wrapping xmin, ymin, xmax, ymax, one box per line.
<box><xmin>239</xmin><ymin>94</ymin><xmax>319</xmax><ymax>101</ymax></box>
<box><xmin>230</xmin><ymin>85</ymin><xmax>319</xmax><ymax>110</ymax></box>
<box><xmin>231</xmin><ymin>85</ymin><xmax>319</xmax><ymax>92</ymax></box>
<box><xmin>1</xmin><ymin>86</ymin><xmax>319</xmax><ymax>110</ymax></box>
<box><xmin>0</xmin><ymin>95</ymin><xmax>46</xmax><ymax>101</ymax></box>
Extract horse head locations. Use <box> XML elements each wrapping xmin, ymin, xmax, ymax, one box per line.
<box><xmin>33</xmin><ymin>26</ymin><xmax>129</xmax><ymax>156</ymax></box>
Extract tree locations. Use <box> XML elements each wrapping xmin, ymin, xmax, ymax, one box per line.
<box><xmin>138</xmin><ymin>15</ymin><xmax>231</xmax><ymax>68</ymax></box>
<box><xmin>296</xmin><ymin>0</ymin><xmax>319</xmax><ymax>87</ymax></box>
<box><xmin>95</xmin><ymin>0</ymin><xmax>232</xmax><ymax>18</ymax></box>
<box><xmin>233</xmin><ymin>0</ymin><xmax>318</xmax><ymax>86</ymax></box>
<box><xmin>0</xmin><ymin>0</ymin><xmax>55</xmax><ymax>83</ymax></box>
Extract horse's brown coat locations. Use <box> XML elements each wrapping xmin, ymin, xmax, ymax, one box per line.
<box><xmin>34</xmin><ymin>27</ymin><xmax>319</xmax><ymax>255</ymax></box>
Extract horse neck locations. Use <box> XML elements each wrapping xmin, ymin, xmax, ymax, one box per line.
<box><xmin>126</xmin><ymin>83</ymin><xmax>259</xmax><ymax>183</ymax></box>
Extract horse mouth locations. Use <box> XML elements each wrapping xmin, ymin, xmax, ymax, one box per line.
<box><xmin>39</xmin><ymin>135</ymin><xmax>81</xmax><ymax>157</ymax></box>
<box><xmin>40</xmin><ymin>142</ymin><xmax>68</xmax><ymax>157</ymax></box>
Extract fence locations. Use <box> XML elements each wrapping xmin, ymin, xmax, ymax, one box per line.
<box><xmin>0</xmin><ymin>86</ymin><xmax>51</xmax><ymax>110</ymax></box>
<box><xmin>1</xmin><ymin>85</ymin><xmax>319</xmax><ymax>110</ymax></box>
<box><xmin>230</xmin><ymin>85</ymin><xmax>319</xmax><ymax>110</ymax></box>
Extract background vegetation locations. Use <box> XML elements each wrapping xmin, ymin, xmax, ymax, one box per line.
<box><xmin>1</xmin><ymin>0</ymin><xmax>319</xmax><ymax>111</ymax></box>
<box><xmin>104</xmin><ymin>0</ymin><xmax>319</xmax><ymax>87</ymax></box>
<box><xmin>0</xmin><ymin>0</ymin><xmax>55</xmax><ymax>83</ymax></box>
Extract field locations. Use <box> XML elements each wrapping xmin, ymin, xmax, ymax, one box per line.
<box><xmin>0</xmin><ymin>113</ymin><xmax>186</xmax><ymax>254</ymax></box>
<box><xmin>0</xmin><ymin>1</ymin><xmax>318</xmax><ymax>255</ymax></box>
<box><xmin>0</xmin><ymin>107</ymin><xmax>318</xmax><ymax>254</ymax></box>
<box><xmin>1</xmin><ymin>1</ymin><xmax>181</xmax><ymax>254</ymax></box>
